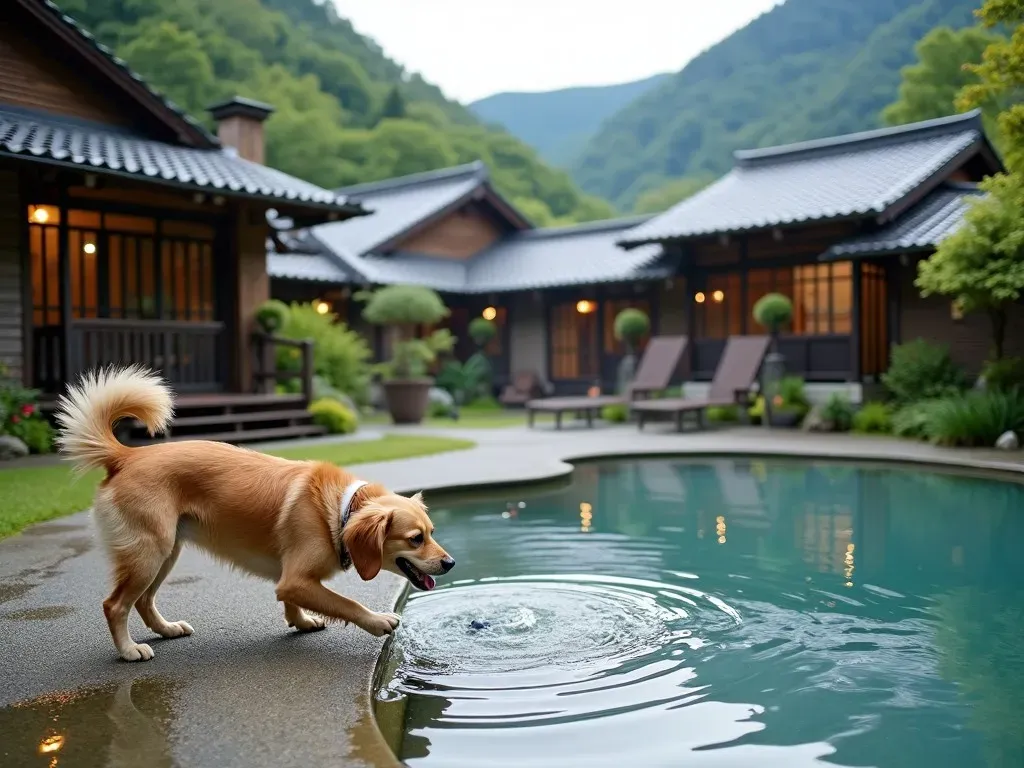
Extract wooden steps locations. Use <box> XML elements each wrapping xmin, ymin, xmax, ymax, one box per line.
<box><xmin>128</xmin><ymin>424</ymin><xmax>326</xmax><ymax>446</ymax></box>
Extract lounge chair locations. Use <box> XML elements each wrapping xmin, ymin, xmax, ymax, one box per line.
<box><xmin>526</xmin><ymin>335</ymin><xmax>689</xmax><ymax>429</ymax></box>
<box><xmin>500</xmin><ymin>370</ymin><xmax>545</xmax><ymax>407</ymax></box>
<box><xmin>632</xmin><ymin>335</ymin><xmax>771</xmax><ymax>432</ymax></box>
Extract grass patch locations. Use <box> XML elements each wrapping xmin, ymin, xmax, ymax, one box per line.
<box><xmin>363</xmin><ymin>410</ymin><xmax>527</xmax><ymax>429</ymax></box>
<box><xmin>0</xmin><ymin>434</ymin><xmax>474</xmax><ymax>540</ymax></box>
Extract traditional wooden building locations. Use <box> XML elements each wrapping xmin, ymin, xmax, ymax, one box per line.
<box><xmin>1</xmin><ymin>0</ymin><xmax>364</xmax><ymax>441</ymax></box>
<box><xmin>272</xmin><ymin>110</ymin><xmax>1012</xmax><ymax>401</ymax></box>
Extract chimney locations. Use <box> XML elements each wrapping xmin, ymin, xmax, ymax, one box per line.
<box><xmin>207</xmin><ymin>96</ymin><xmax>275</xmax><ymax>165</ymax></box>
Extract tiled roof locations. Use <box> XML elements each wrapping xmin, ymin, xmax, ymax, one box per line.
<box><xmin>267</xmin><ymin>252</ymin><xmax>353</xmax><ymax>283</ymax></box>
<box><xmin>312</xmin><ymin>162</ymin><xmax>524</xmax><ymax>258</ymax></box>
<box><xmin>620</xmin><ymin>111</ymin><xmax>992</xmax><ymax>248</ymax></box>
<box><xmin>0</xmin><ymin>106</ymin><xmax>360</xmax><ymax>213</ymax></box>
<box><xmin>822</xmin><ymin>183</ymin><xmax>983</xmax><ymax>259</ymax></box>
<box><xmin>30</xmin><ymin>0</ymin><xmax>216</xmax><ymax>147</ymax></box>
<box><xmin>272</xmin><ymin>216</ymin><xmax>665</xmax><ymax>293</ymax></box>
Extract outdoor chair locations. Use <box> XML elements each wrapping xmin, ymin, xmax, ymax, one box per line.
<box><xmin>500</xmin><ymin>370</ymin><xmax>545</xmax><ymax>407</ymax></box>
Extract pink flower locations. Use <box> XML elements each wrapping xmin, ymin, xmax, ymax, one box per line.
<box><xmin>21</xmin><ymin>404</ymin><xmax>34</xmax><ymax>416</ymax></box>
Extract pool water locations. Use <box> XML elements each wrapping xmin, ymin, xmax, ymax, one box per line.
<box><xmin>375</xmin><ymin>459</ymin><xmax>1024</xmax><ymax>768</ymax></box>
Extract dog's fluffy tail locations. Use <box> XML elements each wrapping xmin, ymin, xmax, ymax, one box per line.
<box><xmin>55</xmin><ymin>365</ymin><xmax>174</xmax><ymax>474</ymax></box>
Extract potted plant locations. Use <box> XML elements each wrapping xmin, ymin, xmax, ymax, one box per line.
<box><xmin>752</xmin><ymin>293</ymin><xmax>793</xmax><ymax>426</ymax></box>
<box><xmin>769</xmin><ymin>376</ymin><xmax>810</xmax><ymax>428</ymax></box>
<box><xmin>613</xmin><ymin>307</ymin><xmax>651</xmax><ymax>393</ymax></box>
<box><xmin>359</xmin><ymin>285</ymin><xmax>454</xmax><ymax>424</ymax></box>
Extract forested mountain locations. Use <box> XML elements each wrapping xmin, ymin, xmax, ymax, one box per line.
<box><xmin>569</xmin><ymin>0</ymin><xmax>981</xmax><ymax>210</ymax></box>
<box><xmin>469</xmin><ymin>74</ymin><xmax>670</xmax><ymax>167</ymax></box>
<box><xmin>58</xmin><ymin>0</ymin><xmax>613</xmax><ymax>225</ymax></box>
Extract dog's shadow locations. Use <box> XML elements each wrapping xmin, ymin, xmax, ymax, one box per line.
<box><xmin>106</xmin><ymin>678</ymin><xmax>177</xmax><ymax>768</ymax></box>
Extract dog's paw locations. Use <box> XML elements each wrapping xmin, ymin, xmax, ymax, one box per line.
<box><xmin>360</xmin><ymin>611</ymin><xmax>400</xmax><ymax>637</ymax></box>
<box><xmin>155</xmin><ymin>620</ymin><xmax>194</xmax><ymax>638</ymax></box>
<box><xmin>290</xmin><ymin>614</ymin><xmax>327</xmax><ymax>633</ymax></box>
<box><xmin>120</xmin><ymin>642</ymin><xmax>155</xmax><ymax>662</ymax></box>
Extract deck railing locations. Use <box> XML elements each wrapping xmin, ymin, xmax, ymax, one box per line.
<box><xmin>251</xmin><ymin>333</ymin><xmax>314</xmax><ymax>403</ymax></box>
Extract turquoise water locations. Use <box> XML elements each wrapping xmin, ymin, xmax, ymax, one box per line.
<box><xmin>376</xmin><ymin>459</ymin><xmax>1024</xmax><ymax>768</ymax></box>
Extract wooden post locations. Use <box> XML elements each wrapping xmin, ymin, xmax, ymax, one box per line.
<box><xmin>850</xmin><ymin>260</ymin><xmax>862</xmax><ymax>382</ymax></box>
<box><xmin>57</xmin><ymin>186</ymin><xmax>74</xmax><ymax>388</ymax></box>
<box><xmin>301</xmin><ymin>339</ymin><xmax>314</xmax><ymax>404</ymax></box>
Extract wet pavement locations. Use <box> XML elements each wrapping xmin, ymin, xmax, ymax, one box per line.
<box><xmin>2</xmin><ymin>424</ymin><xmax>1023</xmax><ymax>767</ymax></box>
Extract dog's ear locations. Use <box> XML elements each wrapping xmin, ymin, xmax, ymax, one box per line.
<box><xmin>346</xmin><ymin>509</ymin><xmax>392</xmax><ymax>581</ymax></box>
<box><xmin>411</xmin><ymin>491</ymin><xmax>427</xmax><ymax>510</ymax></box>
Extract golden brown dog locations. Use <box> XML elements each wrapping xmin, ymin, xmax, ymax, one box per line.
<box><xmin>55</xmin><ymin>366</ymin><xmax>454</xmax><ymax>662</ymax></box>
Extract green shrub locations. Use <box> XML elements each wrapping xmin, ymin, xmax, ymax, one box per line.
<box><xmin>468</xmin><ymin>317</ymin><xmax>497</xmax><ymax>347</ymax></box>
<box><xmin>359</xmin><ymin>285</ymin><xmax>453</xmax><ymax>379</ymax></box>
<box><xmin>852</xmin><ymin>402</ymin><xmax>892</xmax><ymax>434</ymax></box>
<box><xmin>464</xmin><ymin>396</ymin><xmax>502</xmax><ymax>413</ymax></box>
<box><xmin>18</xmin><ymin>419</ymin><xmax>55</xmax><ymax>454</ymax></box>
<box><xmin>255</xmin><ymin>299</ymin><xmax>290</xmax><ymax>334</ymax></box>
<box><xmin>776</xmin><ymin>376</ymin><xmax>810</xmax><ymax>415</ymax></box>
<box><xmin>749</xmin><ymin>396</ymin><xmax>765</xmax><ymax>424</ymax></box>
<box><xmin>752</xmin><ymin>293</ymin><xmax>793</xmax><ymax>333</ymax></box>
<box><xmin>821</xmin><ymin>393</ymin><xmax>855</xmax><ymax>432</ymax></box>
<box><xmin>982</xmin><ymin>357</ymin><xmax>1024</xmax><ymax>393</ymax></box>
<box><xmin>601</xmin><ymin>403</ymin><xmax>630</xmax><ymax>422</ymax></box>
<box><xmin>309</xmin><ymin>398</ymin><xmax>358</xmax><ymax>435</ymax></box>
<box><xmin>892</xmin><ymin>400</ymin><xmax>939</xmax><ymax>439</ymax></box>
<box><xmin>278</xmin><ymin>302</ymin><xmax>372</xmax><ymax>405</ymax></box>
<box><xmin>613</xmin><ymin>308</ymin><xmax>650</xmax><ymax>347</ymax></box>
<box><xmin>707</xmin><ymin>404</ymin><xmax>739</xmax><ymax>422</ymax></box>
<box><xmin>0</xmin><ymin>378</ymin><xmax>53</xmax><ymax>453</ymax></box>
<box><xmin>920</xmin><ymin>390</ymin><xmax>1024</xmax><ymax>447</ymax></box>
<box><xmin>882</xmin><ymin>339</ymin><xmax>968</xmax><ymax>404</ymax></box>
<box><xmin>429</xmin><ymin>399</ymin><xmax>452</xmax><ymax>418</ymax></box>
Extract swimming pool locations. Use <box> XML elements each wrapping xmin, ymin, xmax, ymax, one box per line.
<box><xmin>374</xmin><ymin>458</ymin><xmax>1024</xmax><ymax>767</ymax></box>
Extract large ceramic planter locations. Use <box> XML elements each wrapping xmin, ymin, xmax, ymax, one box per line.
<box><xmin>768</xmin><ymin>409</ymin><xmax>802</xmax><ymax>428</ymax></box>
<box><xmin>383</xmin><ymin>378</ymin><xmax>433</xmax><ymax>424</ymax></box>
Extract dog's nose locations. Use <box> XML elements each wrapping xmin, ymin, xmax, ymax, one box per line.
<box><xmin>440</xmin><ymin>556</ymin><xmax>455</xmax><ymax>573</ymax></box>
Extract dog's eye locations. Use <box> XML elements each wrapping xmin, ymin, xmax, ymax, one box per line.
<box><xmin>409</xmin><ymin>533</ymin><xmax>424</xmax><ymax>547</ymax></box>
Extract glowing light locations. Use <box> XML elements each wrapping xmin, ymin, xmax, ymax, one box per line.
<box><xmin>715</xmin><ymin>514</ymin><xmax>727</xmax><ymax>544</ymax></box>
<box><xmin>482</xmin><ymin>306</ymin><xmax>497</xmax><ymax>321</ymax></box>
<box><xmin>31</xmin><ymin>207</ymin><xmax>50</xmax><ymax>224</ymax></box>
<box><xmin>843</xmin><ymin>542</ymin><xmax>855</xmax><ymax>587</ymax></box>
<box><xmin>694</xmin><ymin>292</ymin><xmax>706</xmax><ymax>304</ymax></box>
<box><xmin>315</xmin><ymin>301</ymin><xmax>330</xmax><ymax>315</ymax></box>
<box><xmin>39</xmin><ymin>734</ymin><xmax>64</xmax><ymax>754</ymax></box>
<box><xmin>580</xmin><ymin>502</ymin><xmax>593</xmax><ymax>532</ymax></box>
<box><xmin>712</xmin><ymin>290</ymin><xmax>725</xmax><ymax>303</ymax></box>
<box><xmin>576</xmin><ymin>300</ymin><xmax>595</xmax><ymax>314</ymax></box>
<box><xmin>83</xmin><ymin>242</ymin><xmax>97</xmax><ymax>255</ymax></box>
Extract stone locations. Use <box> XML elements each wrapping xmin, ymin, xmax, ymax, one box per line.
<box><xmin>428</xmin><ymin>387</ymin><xmax>454</xmax><ymax>408</ymax></box>
<box><xmin>801</xmin><ymin>404</ymin><xmax>833</xmax><ymax>433</ymax></box>
<box><xmin>0</xmin><ymin>435</ymin><xmax>29</xmax><ymax>460</ymax></box>
<box><xmin>470</xmin><ymin>620</ymin><xmax>490</xmax><ymax>631</ymax></box>
<box><xmin>995</xmin><ymin>431</ymin><xmax>1019</xmax><ymax>450</ymax></box>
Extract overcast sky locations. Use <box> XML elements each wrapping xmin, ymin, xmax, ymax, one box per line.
<box><xmin>331</xmin><ymin>0</ymin><xmax>782</xmax><ymax>103</ymax></box>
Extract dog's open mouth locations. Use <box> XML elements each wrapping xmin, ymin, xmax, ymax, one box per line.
<box><xmin>397</xmin><ymin>557</ymin><xmax>436</xmax><ymax>591</ymax></box>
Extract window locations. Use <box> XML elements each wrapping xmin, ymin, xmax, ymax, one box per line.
<box><xmin>551</xmin><ymin>301</ymin><xmax>598</xmax><ymax>379</ymax></box>
<box><xmin>742</xmin><ymin>262</ymin><xmax>853</xmax><ymax>336</ymax></box>
<box><xmin>603</xmin><ymin>299</ymin><xmax>651</xmax><ymax>354</ymax></box>
<box><xmin>861</xmin><ymin>263</ymin><xmax>888</xmax><ymax>376</ymax></box>
<box><xmin>28</xmin><ymin>207</ymin><xmax>216</xmax><ymax>324</ymax></box>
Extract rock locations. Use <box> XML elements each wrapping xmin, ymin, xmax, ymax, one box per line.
<box><xmin>996</xmin><ymin>430</ymin><xmax>1019</xmax><ymax>450</ymax></box>
<box><xmin>0</xmin><ymin>435</ymin><xmax>29</xmax><ymax>460</ymax></box>
<box><xmin>428</xmin><ymin>387</ymin><xmax>454</xmax><ymax>408</ymax></box>
<box><xmin>801</xmin><ymin>404</ymin><xmax>833</xmax><ymax>433</ymax></box>
<box><xmin>470</xmin><ymin>620</ymin><xmax>490</xmax><ymax>631</ymax></box>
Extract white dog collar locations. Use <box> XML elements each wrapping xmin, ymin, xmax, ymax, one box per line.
<box><xmin>340</xmin><ymin>480</ymin><xmax>369</xmax><ymax>529</ymax></box>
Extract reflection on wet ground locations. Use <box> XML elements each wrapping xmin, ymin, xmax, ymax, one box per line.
<box><xmin>0</xmin><ymin>583</ymin><xmax>36</xmax><ymax>605</ymax></box>
<box><xmin>3</xmin><ymin>606</ymin><xmax>76</xmax><ymax>621</ymax></box>
<box><xmin>0</xmin><ymin>677</ymin><xmax>181</xmax><ymax>768</ymax></box>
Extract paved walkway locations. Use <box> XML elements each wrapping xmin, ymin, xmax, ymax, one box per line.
<box><xmin>1</xmin><ymin>423</ymin><xmax>1022</xmax><ymax>767</ymax></box>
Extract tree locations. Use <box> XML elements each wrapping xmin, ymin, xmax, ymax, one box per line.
<box><xmin>379</xmin><ymin>85</ymin><xmax>407</xmax><ymax>121</ymax></box>
<box><xmin>633</xmin><ymin>175</ymin><xmax>716</xmax><ymax>214</ymax></box>
<box><xmin>882</xmin><ymin>26</ymin><xmax>1002</xmax><ymax>137</ymax></box>
<box><xmin>119</xmin><ymin>21</ymin><xmax>217</xmax><ymax>115</ymax></box>
<box><xmin>917</xmin><ymin>172</ymin><xmax>1024</xmax><ymax>359</ymax></box>
<box><xmin>957</xmin><ymin>0</ymin><xmax>1024</xmax><ymax>172</ymax></box>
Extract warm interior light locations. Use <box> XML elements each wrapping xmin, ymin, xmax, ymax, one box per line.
<box><xmin>712</xmin><ymin>290</ymin><xmax>725</xmax><ymax>303</ymax></box>
<box><xmin>482</xmin><ymin>306</ymin><xmax>497</xmax><ymax>321</ymax></box>
<box><xmin>315</xmin><ymin>300</ymin><xmax>330</xmax><ymax>315</ymax></box>
<box><xmin>580</xmin><ymin>502</ymin><xmax>593</xmax><ymax>532</ymax></box>
<box><xmin>83</xmin><ymin>242</ymin><xmax>96</xmax><ymax>255</ymax></box>
<box><xmin>576</xmin><ymin>300</ymin><xmax>595</xmax><ymax>314</ymax></box>
<box><xmin>587</xmin><ymin>385</ymin><xmax>601</xmax><ymax>397</ymax></box>
<box><xmin>694</xmin><ymin>292</ymin><xmax>706</xmax><ymax>304</ymax></box>
<box><xmin>31</xmin><ymin>207</ymin><xmax>50</xmax><ymax>224</ymax></box>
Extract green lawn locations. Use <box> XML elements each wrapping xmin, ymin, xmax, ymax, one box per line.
<box><xmin>0</xmin><ymin>434</ymin><xmax>475</xmax><ymax>540</ymax></box>
<box><xmin>363</xmin><ymin>409</ymin><xmax>528</xmax><ymax>429</ymax></box>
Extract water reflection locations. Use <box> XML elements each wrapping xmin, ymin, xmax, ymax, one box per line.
<box><xmin>379</xmin><ymin>458</ymin><xmax>1024</xmax><ymax>767</ymax></box>
<box><xmin>0</xmin><ymin>677</ymin><xmax>180</xmax><ymax>767</ymax></box>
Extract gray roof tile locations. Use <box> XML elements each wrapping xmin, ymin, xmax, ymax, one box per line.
<box><xmin>620</xmin><ymin>111</ymin><xmax>989</xmax><ymax>247</ymax></box>
<box><xmin>267</xmin><ymin>253</ymin><xmax>352</xmax><ymax>283</ymax></box>
<box><xmin>0</xmin><ymin>106</ymin><xmax>358</xmax><ymax>212</ymax></box>
<box><xmin>823</xmin><ymin>183</ymin><xmax>983</xmax><ymax>259</ymax></box>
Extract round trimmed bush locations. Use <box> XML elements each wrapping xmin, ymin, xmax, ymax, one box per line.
<box><xmin>613</xmin><ymin>308</ymin><xmax>650</xmax><ymax>347</ymax></box>
<box><xmin>309</xmin><ymin>397</ymin><xmax>358</xmax><ymax>434</ymax></box>
<box><xmin>256</xmin><ymin>299</ymin><xmax>290</xmax><ymax>334</ymax></box>
<box><xmin>753</xmin><ymin>293</ymin><xmax>793</xmax><ymax>333</ymax></box>
<box><xmin>469</xmin><ymin>317</ymin><xmax>497</xmax><ymax>348</ymax></box>
<box><xmin>360</xmin><ymin>284</ymin><xmax>449</xmax><ymax>327</ymax></box>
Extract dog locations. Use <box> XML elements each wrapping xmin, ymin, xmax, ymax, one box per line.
<box><xmin>54</xmin><ymin>366</ymin><xmax>454</xmax><ymax>662</ymax></box>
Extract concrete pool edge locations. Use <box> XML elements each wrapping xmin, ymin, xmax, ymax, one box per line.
<box><xmin>353</xmin><ymin>429</ymin><xmax>1024</xmax><ymax>765</ymax></box>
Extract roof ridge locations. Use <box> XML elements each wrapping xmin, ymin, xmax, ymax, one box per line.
<box><xmin>512</xmin><ymin>214</ymin><xmax>653</xmax><ymax>240</ymax></box>
<box><xmin>35</xmin><ymin>0</ymin><xmax>219</xmax><ymax>146</ymax></box>
<box><xmin>335</xmin><ymin>161</ymin><xmax>488</xmax><ymax>197</ymax></box>
<box><xmin>735</xmin><ymin>110</ymin><xmax>983</xmax><ymax>167</ymax></box>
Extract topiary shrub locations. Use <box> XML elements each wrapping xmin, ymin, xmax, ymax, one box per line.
<box><xmin>821</xmin><ymin>392</ymin><xmax>855</xmax><ymax>432</ymax></box>
<box><xmin>256</xmin><ymin>299</ymin><xmax>290</xmax><ymax>334</ymax></box>
<box><xmin>309</xmin><ymin>397</ymin><xmax>358</xmax><ymax>434</ymax></box>
<box><xmin>359</xmin><ymin>285</ymin><xmax>452</xmax><ymax>379</ymax></box>
<box><xmin>752</xmin><ymin>293</ymin><xmax>793</xmax><ymax>334</ymax></box>
<box><xmin>613</xmin><ymin>307</ymin><xmax>651</xmax><ymax>395</ymax></box>
<box><xmin>882</xmin><ymin>339</ymin><xmax>968</xmax><ymax>404</ymax></box>
<box><xmin>278</xmin><ymin>302</ymin><xmax>371</xmax><ymax>405</ymax></box>
<box><xmin>852</xmin><ymin>402</ymin><xmax>892</xmax><ymax>434</ymax></box>
<box><xmin>601</xmin><ymin>403</ymin><xmax>630</xmax><ymax>422</ymax></box>
<box><xmin>982</xmin><ymin>356</ymin><xmax>1024</xmax><ymax>393</ymax></box>
<box><xmin>468</xmin><ymin>317</ymin><xmax>497</xmax><ymax>348</ymax></box>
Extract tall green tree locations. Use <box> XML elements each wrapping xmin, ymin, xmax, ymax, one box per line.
<box><xmin>882</xmin><ymin>26</ymin><xmax>1002</xmax><ymax>131</ymax></box>
<box><xmin>119</xmin><ymin>21</ymin><xmax>217</xmax><ymax>115</ymax></box>
<box><xmin>379</xmin><ymin>86</ymin><xmax>407</xmax><ymax>121</ymax></box>
<box><xmin>632</xmin><ymin>175</ymin><xmax>717</xmax><ymax>214</ymax></box>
